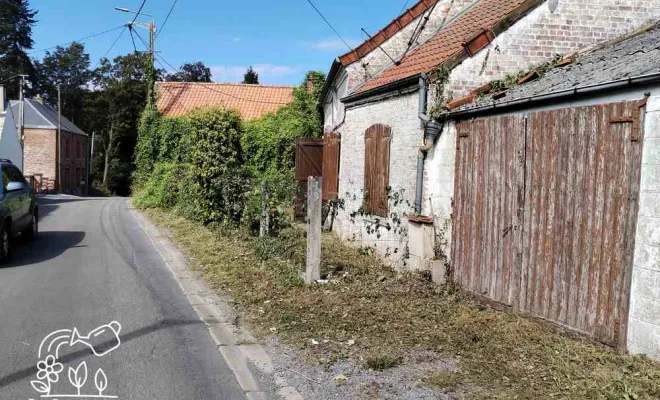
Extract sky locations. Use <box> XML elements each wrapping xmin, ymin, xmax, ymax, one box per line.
<box><xmin>28</xmin><ymin>0</ymin><xmax>413</xmax><ymax>86</ymax></box>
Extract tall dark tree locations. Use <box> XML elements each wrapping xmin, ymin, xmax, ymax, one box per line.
<box><xmin>88</xmin><ymin>52</ymin><xmax>164</xmax><ymax>195</ymax></box>
<box><xmin>242</xmin><ymin>66</ymin><xmax>259</xmax><ymax>84</ymax></box>
<box><xmin>0</xmin><ymin>0</ymin><xmax>37</xmax><ymax>98</ymax></box>
<box><xmin>33</xmin><ymin>42</ymin><xmax>91</xmax><ymax>124</ymax></box>
<box><xmin>165</xmin><ymin>61</ymin><xmax>212</xmax><ymax>82</ymax></box>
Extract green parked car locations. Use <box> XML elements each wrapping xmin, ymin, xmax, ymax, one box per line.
<box><xmin>0</xmin><ymin>159</ymin><xmax>38</xmax><ymax>262</ymax></box>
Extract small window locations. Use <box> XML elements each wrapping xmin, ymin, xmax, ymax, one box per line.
<box><xmin>363</xmin><ymin>124</ymin><xmax>391</xmax><ymax>217</ymax></box>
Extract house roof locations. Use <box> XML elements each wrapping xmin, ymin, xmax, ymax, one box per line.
<box><xmin>156</xmin><ymin>82</ymin><xmax>295</xmax><ymax>120</ymax></box>
<box><xmin>354</xmin><ymin>0</ymin><xmax>542</xmax><ymax>96</ymax></box>
<box><xmin>338</xmin><ymin>0</ymin><xmax>442</xmax><ymax>66</ymax></box>
<box><xmin>9</xmin><ymin>99</ymin><xmax>86</xmax><ymax>135</ymax></box>
<box><xmin>451</xmin><ymin>22</ymin><xmax>660</xmax><ymax>115</ymax></box>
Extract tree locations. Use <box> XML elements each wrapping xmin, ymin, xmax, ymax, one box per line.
<box><xmin>165</xmin><ymin>61</ymin><xmax>212</xmax><ymax>82</ymax></box>
<box><xmin>33</xmin><ymin>42</ymin><xmax>91</xmax><ymax>124</ymax></box>
<box><xmin>0</xmin><ymin>0</ymin><xmax>37</xmax><ymax>98</ymax></box>
<box><xmin>242</xmin><ymin>66</ymin><xmax>259</xmax><ymax>84</ymax></box>
<box><xmin>87</xmin><ymin>52</ymin><xmax>163</xmax><ymax>195</ymax></box>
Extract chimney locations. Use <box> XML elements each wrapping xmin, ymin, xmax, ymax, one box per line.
<box><xmin>0</xmin><ymin>86</ymin><xmax>5</xmax><ymax>113</ymax></box>
<box><xmin>35</xmin><ymin>93</ymin><xmax>43</xmax><ymax>104</ymax></box>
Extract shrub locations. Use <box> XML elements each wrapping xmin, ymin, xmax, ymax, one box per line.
<box><xmin>184</xmin><ymin>108</ymin><xmax>250</xmax><ymax>224</ymax></box>
<box><xmin>133</xmin><ymin>162</ymin><xmax>181</xmax><ymax>208</ymax></box>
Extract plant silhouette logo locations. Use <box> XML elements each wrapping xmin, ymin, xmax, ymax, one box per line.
<box><xmin>29</xmin><ymin>321</ymin><xmax>122</xmax><ymax>399</ymax></box>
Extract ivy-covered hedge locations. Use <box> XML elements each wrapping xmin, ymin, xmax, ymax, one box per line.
<box><xmin>134</xmin><ymin>71</ymin><xmax>326</xmax><ymax>231</ymax></box>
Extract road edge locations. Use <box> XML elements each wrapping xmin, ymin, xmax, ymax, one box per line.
<box><xmin>129</xmin><ymin>201</ymin><xmax>304</xmax><ymax>400</ymax></box>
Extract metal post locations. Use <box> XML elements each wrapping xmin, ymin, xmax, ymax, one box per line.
<box><xmin>57</xmin><ymin>84</ymin><xmax>62</xmax><ymax>193</ymax></box>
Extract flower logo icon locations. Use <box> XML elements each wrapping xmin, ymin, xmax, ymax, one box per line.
<box><xmin>36</xmin><ymin>355</ymin><xmax>63</xmax><ymax>383</ymax></box>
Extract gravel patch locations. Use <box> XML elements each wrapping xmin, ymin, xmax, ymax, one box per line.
<box><xmin>263</xmin><ymin>338</ymin><xmax>459</xmax><ymax>400</ymax></box>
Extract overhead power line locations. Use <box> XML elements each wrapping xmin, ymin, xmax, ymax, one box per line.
<box><xmin>156</xmin><ymin>0</ymin><xmax>179</xmax><ymax>40</ymax></box>
<box><xmin>130</xmin><ymin>0</ymin><xmax>148</xmax><ymax>26</ymax></box>
<box><xmin>128</xmin><ymin>26</ymin><xmax>139</xmax><ymax>53</ymax></box>
<box><xmin>155</xmin><ymin>53</ymin><xmax>292</xmax><ymax>105</ymax></box>
<box><xmin>303</xmin><ymin>0</ymin><xmax>353</xmax><ymax>51</ymax></box>
<box><xmin>28</xmin><ymin>25</ymin><xmax>126</xmax><ymax>54</ymax></box>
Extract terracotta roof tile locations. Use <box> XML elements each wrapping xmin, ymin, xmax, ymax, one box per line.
<box><xmin>339</xmin><ymin>0</ymin><xmax>441</xmax><ymax>66</ymax></box>
<box><xmin>356</xmin><ymin>0</ymin><xmax>540</xmax><ymax>94</ymax></box>
<box><xmin>156</xmin><ymin>82</ymin><xmax>295</xmax><ymax>120</ymax></box>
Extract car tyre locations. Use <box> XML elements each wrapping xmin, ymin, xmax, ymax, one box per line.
<box><xmin>24</xmin><ymin>210</ymin><xmax>38</xmax><ymax>241</ymax></box>
<box><xmin>0</xmin><ymin>222</ymin><xmax>11</xmax><ymax>263</ymax></box>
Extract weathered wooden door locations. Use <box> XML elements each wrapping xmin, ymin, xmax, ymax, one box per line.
<box><xmin>295</xmin><ymin>138</ymin><xmax>324</xmax><ymax>219</ymax></box>
<box><xmin>322</xmin><ymin>132</ymin><xmax>340</xmax><ymax>200</ymax></box>
<box><xmin>452</xmin><ymin>100</ymin><xmax>646</xmax><ymax>348</ymax></box>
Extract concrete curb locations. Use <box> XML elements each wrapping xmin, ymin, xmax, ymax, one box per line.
<box><xmin>130</xmin><ymin>203</ymin><xmax>304</xmax><ymax>400</ymax></box>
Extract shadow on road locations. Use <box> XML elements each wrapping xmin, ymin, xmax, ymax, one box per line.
<box><xmin>2</xmin><ymin>231</ymin><xmax>86</xmax><ymax>268</ymax></box>
<box><xmin>37</xmin><ymin>196</ymin><xmax>107</xmax><ymax>219</ymax></box>
<box><xmin>0</xmin><ymin>319</ymin><xmax>204</xmax><ymax>388</ymax></box>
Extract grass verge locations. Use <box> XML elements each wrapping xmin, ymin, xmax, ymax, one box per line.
<box><xmin>143</xmin><ymin>208</ymin><xmax>660</xmax><ymax>400</ymax></box>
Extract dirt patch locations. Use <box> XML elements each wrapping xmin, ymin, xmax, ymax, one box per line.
<box><xmin>143</xmin><ymin>208</ymin><xmax>660</xmax><ymax>399</ymax></box>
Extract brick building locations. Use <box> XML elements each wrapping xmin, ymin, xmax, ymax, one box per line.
<box><xmin>10</xmin><ymin>99</ymin><xmax>89</xmax><ymax>194</ymax></box>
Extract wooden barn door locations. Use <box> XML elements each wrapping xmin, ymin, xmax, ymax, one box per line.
<box><xmin>295</xmin><ymin>138</ymin><xmax>324</xmax><ymax>219</ymax></box>
<box><xmin>452</xmin><ymin>100</ymin><xmax>646</xmax><ymax>348</ymax></box>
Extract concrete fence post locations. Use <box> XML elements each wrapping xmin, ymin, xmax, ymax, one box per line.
<box><xmin>305</xmin><ymin>176</ymin><xmax>322</xmax><ymax>285</ymax></box>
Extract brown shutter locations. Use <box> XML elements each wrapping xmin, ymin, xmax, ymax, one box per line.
<box><xmin>364</xmin><ymin>124</ymin><xmax>391</xmax><ymax>217</ymax></box>
<box><xmin>322</xmin><ymin>132</ymin><xmax>340</xmax><ymax>200</ymax></box>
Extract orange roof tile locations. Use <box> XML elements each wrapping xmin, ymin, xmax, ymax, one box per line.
<box><xmin>338</xmin><ymin>0</ymin><xmax>441</xmax><ymax>66</ymax></box>
<box><xmin>156</xmin><ymin>82</ymin><xmax>295</xmax><ymax>120</ymax></box>
<box><xmin>356</xmin><ymin>0</ymin><xmax>542</xmax><ymax>94</ymax></box>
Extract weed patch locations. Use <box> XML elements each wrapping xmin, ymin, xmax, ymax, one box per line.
<box><xmin>143</xmin><ymin>208</ymin><xmax>660</xmax><ymax>400</ymax></box>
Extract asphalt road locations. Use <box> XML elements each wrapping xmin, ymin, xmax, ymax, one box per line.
<box><xmin>0</xmin><ymin>195</ymin><xmax>246</xmax><ymax>400</ymax></box>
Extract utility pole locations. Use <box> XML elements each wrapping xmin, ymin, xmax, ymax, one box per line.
<box><xmin>57</xmin><ymin>84</ymin><xmax>62</xmax><ymax>193</ymax></box>
<box><xmin>88</xmin><ymin>131</ymin><xmax>95</xmax><ymax>194</ymax></box>
<box><xmin>18</xmin><ymin>74</ymin><xmax>27</xmax><ymax>172</ymax></box>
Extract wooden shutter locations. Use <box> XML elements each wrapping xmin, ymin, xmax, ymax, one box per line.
<box><xmin>364</xmin><ymin>124</ymin><xmax>391</xmax><ymax>217</ymax></box>
<box><xmin>322</xmin><ymin>132</ymin><xmax>340</xmax><ymax>200</ymax></box>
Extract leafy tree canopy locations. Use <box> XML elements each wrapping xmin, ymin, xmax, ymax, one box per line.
<box><xmin>165</xmin><ymin>61</ymin><xmax>212</xmax><ymax>82</ymax></box>
<box><xmin>0</xmin><ymin>0</ymin><xmax>37</xmax><ymax>98</ymax></box>
<box><xmin>242</xmin><ymin>66</ymin><xmax>259</xmax><ymax>84</ymax></box>
<box><xmin>33</xmin><ymin>42</ymin><xmax>91</xmax><ymax>123</ymax></box>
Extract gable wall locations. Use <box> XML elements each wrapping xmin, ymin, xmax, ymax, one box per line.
<box><xmin>0</xmin><ymin>114</ymin><xmax>23</xmax><ymax>170</ymax></box>
<box><xmin>24</xmin><ymin>128</ymin><xmax>56</xmax><ymax>180</ymax></box>
<box><xmin>445</xmin><ymin>0</ymin><xmax>660</xmax><ymax>97</ymax></box>
<box><xmin>344</xmin><ymin>0</ymin><xmax>476</xmax><ymax>93</ymax></box>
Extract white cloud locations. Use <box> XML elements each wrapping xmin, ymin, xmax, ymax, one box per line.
<box><xmin>306</xmin><ymin>38</ymin><xmax>360</xmax><ymax>51</ymax></box>
<box><xmin>210</xmin><ymin>64</ymin><xmax>298</xmax><ymax>83</ymax></box>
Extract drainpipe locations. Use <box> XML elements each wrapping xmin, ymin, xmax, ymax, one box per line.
<box><xmin>414</xmin><ymin>73</ymin><xmax>444</xmax><ymax>215</ymax></box>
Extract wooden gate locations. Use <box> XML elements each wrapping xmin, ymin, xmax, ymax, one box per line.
<box><xmin>452</xmin><ymin>100</ymin><xmax>646</xmax><ymax>348</ymax></box>
<box><xmin>295</xmin><ymin>138</ymin><xmax>324</xmax><ymax>219</ymax></box>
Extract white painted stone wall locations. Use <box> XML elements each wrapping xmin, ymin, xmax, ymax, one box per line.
<box><xmin>421</xmin><ymin>122</ymin><xmax>457</xmax><ymax>261</ymax></box>
<box><xmin>628</xmin><ymin>96</ymin><xmax>660</xmax><ymax>360</ymax></box>
<box><xmin>446</xmin><ymin>0</ymin><xmax>660</xmax><ymax>97</ymax></box>
<box><xmin>334</xmin><ymin>91</ymin><xmax>423</xmax><ymax>265</ymax></box>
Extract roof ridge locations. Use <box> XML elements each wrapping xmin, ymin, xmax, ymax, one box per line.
<box><xmin>157</xmin><ymin>81</ymin><xmax>296</xmax><ymax>89</ymax></box>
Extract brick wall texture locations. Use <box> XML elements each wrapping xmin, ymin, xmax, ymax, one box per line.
<box><xmin>446</xmin><ymin>0</ymin><xmax>660</xmax><ymax>97</ymax></box>
<box><xmin>23</xmin><ymin>128</ymin><xmax>88</xmax><ymax>193</ymax></box>
<box><xmin>628</xmin><ymin>96</ymin><xmax>660</xmax><ymax>359</ymax></box>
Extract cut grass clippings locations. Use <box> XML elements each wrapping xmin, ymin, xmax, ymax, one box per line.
<box><xmin>143</xmin><ymin>208</ymin><xmax>660</xmax><ymax>400</ymax></box>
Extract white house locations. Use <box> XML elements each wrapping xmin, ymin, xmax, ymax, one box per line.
<box><xmin>0</xmin><ymin>86</ymin><xmax>23</xmax><ymax>170</ymax></box>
